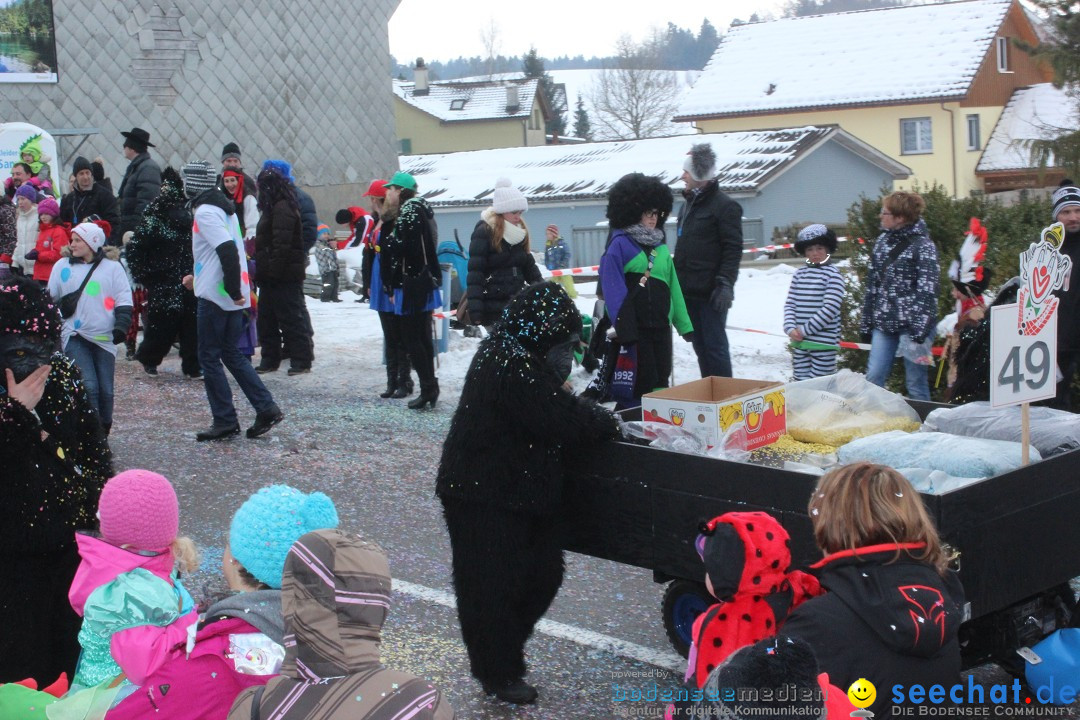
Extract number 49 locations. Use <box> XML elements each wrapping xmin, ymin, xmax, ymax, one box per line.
<box><xmin>998</xmin><ymin>341</ymin><xmax>1051</xmax><ymax>392</ymax></box>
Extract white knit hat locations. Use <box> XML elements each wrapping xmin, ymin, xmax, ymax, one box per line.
<box><xmin>492</xmin><ymin>177</ymin><xmax>528</xmax><ymax>214</ymax></box>
<box><xmin>72</xmin><ymin>222</ymin><xmax>106</xmax><ymax>253</ymax></box>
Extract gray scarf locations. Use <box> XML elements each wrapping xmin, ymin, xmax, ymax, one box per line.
<box><xmin>625</xmin><ymin>223</ymin><xmax>664</xmax><ymax>248</ymax></box>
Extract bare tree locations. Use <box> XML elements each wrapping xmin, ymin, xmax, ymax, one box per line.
<box><xmin>479</xmin><ymin>17</ymin><xmax>501</xmax><ymax>80</ymax></box>
<box><xmin>588</xmin><ymin>35</ymin><xmax>682</xmax><ymax>140</ymax></box>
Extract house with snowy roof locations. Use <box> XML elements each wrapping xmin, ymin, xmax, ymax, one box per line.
<box><xmin>401</xmin><ymin>126</ymin><xmax>909</xmax><ymax>266</ymax></box>
<box><xmin>393</xmin><ymin>62</ymin><xmax>552</xmax><ymax>155</ymax></box>
<box><xmin>977</xmin><ymin>83</ymin><xmax>1077</xmax><ymax>191</ymax></box>
<box><xmin>673</xmin><ymin>0</ymin><xmax>1055</xmax><ymax>197</ymax></box>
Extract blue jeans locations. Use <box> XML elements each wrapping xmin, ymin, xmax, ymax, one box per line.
<box><xmin>684</xmin><ymin>295</ymin><xmax>732</xmax><ymax>377</ymax></box>
<box><xmin>64</xmin><ymin>335</ymin><xmax>116</xmax><ymax>428</ymax></box>
<box><xmin>865</xmin><ymin>329</ymin><xmax>930</xmax><ymax>401</ymax></box>
<box><xmin>197</xmin><ymin>299</ymin><xmax>276</xmax><ymax>427</ymax></box>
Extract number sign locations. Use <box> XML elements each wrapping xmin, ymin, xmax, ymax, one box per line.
<box><xmin>990</xmin><ymin>304</ymin><xmax>1056</xmax><ymax>407</ymax></box>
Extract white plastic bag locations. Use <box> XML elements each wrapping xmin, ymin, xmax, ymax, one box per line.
<box><xmin>786</xmin><ymin>370</ymin><xmax>922</xmax><ymax>446</ymax></box>
<box><xmin>922</xmin><ymin>402</ymin><xmax>1080</xmax><ymax>457</ymax></box>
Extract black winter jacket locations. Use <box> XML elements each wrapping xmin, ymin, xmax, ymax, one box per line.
<box><xmin>255</xmin><ymin>199</ymin><xmax>305</xmax><ymax>285</ymax></box>
<box><xmin>1055</xmin><ymin>230</ymin><xmax>1080</xmax><ymax>352</ymax></box>
<box><xmin>297</xmin><ymin>188</ymin><xmax>318</xmax><ymax>253</ymax></box>
<box><xmin>465</xmin><ymin>211</ymin><xmax>543</xmax><ymax>326</ymax></box>
<box><xmin>782</xmin><ymin>545</ymin><xmax>964</xmax><ymax>716</ymax></box>
<box><xmin>861</xmin><ymin>219</ymin><xmax>940</xmax><ymax>342</ymax></box>
<box><xmin>436</xmin><ymin>282</ymin><xmax>619</xmax><ymax>516</ymax></box>
<box><xmin>117</xmin><ymin>152</ymin><xmax>162</xmax><ymax>236</ymax></box>
<box><xmin>59</xmin><ymin>183</ymin><xmax>121</xmax><ymax>245</ymax></box>
<box><xmin>125</xmin><ymin>174</ymin><xmax>192</xmax><ymax>287</ymax></box>
<box><xmin>381</xmin><ymin>196</ymin><xmax>441</xmax><ymax>294</ymax></box>
<box><xmin>673</xmin><ymin>181</ymin><xmax>743</xmax><ymax>298</ymax></box>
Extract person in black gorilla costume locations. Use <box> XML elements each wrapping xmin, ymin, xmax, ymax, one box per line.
<box><xmin>436</xmin><ymin>281</ymin><xmax>620</xmax><ymax>704</ymax></box>
<box><xmin>125</xmin><ymin>167</ymin><xmax>200</xmax><ymax>377</ymax></box>
<box><xmin>0</xmin><ymin>276</ymin><xmax>113</xmax><ymax>684</ymax></box>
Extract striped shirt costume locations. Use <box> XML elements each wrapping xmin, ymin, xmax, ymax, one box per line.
<box><xmin>784</xmin><ymin>225</ymin><xmax>846</xmax><ymax>380</ymax></box>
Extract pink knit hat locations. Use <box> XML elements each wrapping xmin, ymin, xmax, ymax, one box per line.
<box><xmin>98</xmin><ymin>470</ymin><xmax>179</xmax><ymax>550</ymax></box>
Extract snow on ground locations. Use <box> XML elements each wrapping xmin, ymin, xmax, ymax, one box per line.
<box><xmin>307</xmin><ymin>262</ymin><xmax>797</xmax><ymax>400</ymax></box>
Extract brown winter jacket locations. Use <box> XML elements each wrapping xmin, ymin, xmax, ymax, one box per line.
<box><xmin>228</xmin><ymin>530</ymin><xmax>455</xmax><ymax>720</ymax></box>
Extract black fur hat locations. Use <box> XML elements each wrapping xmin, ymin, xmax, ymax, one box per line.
<box><xmin>794</xmin><ymin>224</ymin><xmax>838</xmax><ymax>255</ymax></box>
<box><xmin>605</xmin><ymin>173</ymin><xmax>674</xmax><ymax>230</ymax></box>
<box><xmin>695</xmin><ymin>636</ymin><xmax>822</xmax><ymax>717</ymax></box>
<box><xmin>0</xmin><ymin>275</ymin><xmax>63</xmax><ymax>342</ymax></box>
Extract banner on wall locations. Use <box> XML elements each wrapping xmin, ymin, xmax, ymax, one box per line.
<box><xmin>0</xmin><ymin>122</ymin><xmax>59</xmax><ymax>196</ymax></box>
<box><xmin>0</xmin><ymin>0</ymin><xmax>58</xmax><ymax>83</ymax></box>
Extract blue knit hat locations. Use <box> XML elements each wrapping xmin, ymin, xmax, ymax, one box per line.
<box><xmin>260</xmin><ymin>159</ymin><xmax>295</xmax><ymax>183</ymax></box>
<box><xmin>229</xmin><ymin>485</ymin><xmax>339</xmax><ymax>588</ymax></box>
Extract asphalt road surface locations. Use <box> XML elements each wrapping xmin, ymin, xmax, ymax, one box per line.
<box><xmin>106</xmin><ymin>350</ymin><xmax>1080</xmax><ymax>719</ymax></box>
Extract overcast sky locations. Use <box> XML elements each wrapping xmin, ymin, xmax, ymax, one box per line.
<box><xmin>389</xmin><ymin>1</ymin><xmax>786</xmax><ymax>64</ymax></box>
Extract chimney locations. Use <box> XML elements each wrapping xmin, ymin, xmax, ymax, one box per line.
<box><xmin>505</xmin><ymin>83</ymin><xmax>520</xmax><ymax>114</ymax></box>
<box><xmin>414</xmin><ymin>58</ymin><xmax>429</xmax><ymax>96</ymax></box>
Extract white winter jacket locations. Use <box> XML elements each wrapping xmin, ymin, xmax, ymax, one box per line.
<box><xmin>14</xmin><ymin>205</ymin><xmax>38</xmax><ymax>275</ymax></box>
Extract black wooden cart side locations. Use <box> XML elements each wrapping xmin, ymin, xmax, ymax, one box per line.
<box><xmin>562</xmin><ymin>403</ymin><xmax>1080</xmax><ymax>670</ymax></box>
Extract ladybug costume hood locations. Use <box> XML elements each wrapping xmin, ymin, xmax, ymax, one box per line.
<box><xmin>689</xmin><ymin>512</ymin><xmax>821</xmax><ymax>687</ymax></box>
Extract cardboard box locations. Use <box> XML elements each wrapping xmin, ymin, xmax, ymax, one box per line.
<box><xmin>641</xmin><ymin>377</ymin><xmax>786</xmax><ymax>451</ymax></box>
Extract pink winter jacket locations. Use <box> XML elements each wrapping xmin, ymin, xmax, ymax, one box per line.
<box><xmin>69</xmin><ymin>533</ymin><xmax>198</xmax><ymax>686</ymax></box>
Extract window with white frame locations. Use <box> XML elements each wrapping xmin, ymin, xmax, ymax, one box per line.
<box><xmin>901</xmin><ymin>118</ymin><xmax>933</xmax><ymax>154</ymax></box>
<box><xmin>967</xmin><ymin>114</ymin><xmax>981</xmax><ymax>151</ymax></box>
<box><xmin>997</xmin><ymin>37</ymin><xmax>1011</xmax><ymax>72</ymax></box>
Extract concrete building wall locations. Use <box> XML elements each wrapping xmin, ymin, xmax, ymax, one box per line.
<box><xmin>0</xmin><ymin>0</ymin><xmax>401</xmax><ymax>218</ymax></box>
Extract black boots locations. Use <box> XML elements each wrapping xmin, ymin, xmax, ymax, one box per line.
<box><xmin>379</xmin><ymin>365</ymin><xmax>398</xmax><ymax>398</ymax></box>
<box><xmin>481</xmin><ymin>679</ymin><xmax>538</xmax><ymax>705</ymax></box>
<box><xmin>407</xmin><ymin>379</ymin><xmax>439</xmax><ymax>410</ymax></box>
<box><xmin>320</xmin><ymin>272</ymin><xmax>341</xmax><ymax>302</ymax></box>
<box><xmin>390</xmin><ymin>356</ymin><xmax>414</xmax><ymax>398</ymax></box>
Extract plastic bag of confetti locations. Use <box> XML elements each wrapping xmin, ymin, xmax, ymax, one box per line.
<box><xmin>786</xmin><ymin>370</ymin><xmax>921</xmax><ymax>447</ymax></box>
<box><xmin>837</xmin><ymin>430</ymin><xmax>1039</xmax><ymax>478</ymax></box>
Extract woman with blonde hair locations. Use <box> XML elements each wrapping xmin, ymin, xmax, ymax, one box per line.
<box><xmin>783</xmin><ymin>462</ymin><xmax>964</xmax><ymax>717</ymax></box>
<box><xmin>464</xmin><ymin>177</ymin><xmax>542</xmax><ymax>327</ymax></box>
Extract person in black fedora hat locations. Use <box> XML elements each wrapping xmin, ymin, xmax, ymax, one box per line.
<box><xmin>117</xmin><ymin>127</ymin><xmax>162</xmax><ymax>237</ymax></box>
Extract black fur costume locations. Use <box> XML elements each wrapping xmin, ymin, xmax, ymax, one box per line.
<box><xmin>436</xmin><ymin>282</ymin><xmax>619</xmax><ymax>689</ymax></box>
<box><xmin>0</xmin><ymin>277</ymin><xmax>112</xmax><ymax>683</ymax></box>
<box><xmin>126</xmin><ymin>167</ymin><xmax>199</xmax><ymax>375</ymax></box>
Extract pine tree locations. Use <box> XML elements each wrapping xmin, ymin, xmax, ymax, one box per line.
<box><xmin>522</xmin><ymin>46</ymin><xmax>567</xmax><ymax>136</ymax></box>
<box><xmin>572</xmin><ymin>95</ymin><xmax>592</xmax><ymax>141</ymax></box>
<box><xmin>1022</xmin><ymin>0</ymin><xmax>1080</xmax><ymax>177</ymax></box>
<box><xmin>695</xmin><ymin>19</ymin><xmax>720</xmax><ymax>68</ymax></box>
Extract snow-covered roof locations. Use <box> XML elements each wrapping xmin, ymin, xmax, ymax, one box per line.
<box><xmin>401</xmin><ymin>126</ymin><xmax>910</xmax><ymax>206</ymax></box>
<box><xmin>393</xmin><ymin>78</ymin><xmax>541</xmax><ymax>122</ymax></box>
<box><xmin>977</xmin><ymin>83</ymin><xmax>1079</xmax><ymax>172</ymax></box>
<box><xmin>675</xmin><ymin>0</ymin><xmax>1013</xmax><ymax>120</ymax></box>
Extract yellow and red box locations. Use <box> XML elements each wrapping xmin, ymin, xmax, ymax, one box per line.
<box><xmin>641</xmin><ymin>377</ymin><xmax>786</xmax><ymax>451</ymax></box>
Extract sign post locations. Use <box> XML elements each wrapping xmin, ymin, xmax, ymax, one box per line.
<box><xmin>990</xmin><ymin>223</ymin><xmax>1072</xmax><ymax>463</ymax></box>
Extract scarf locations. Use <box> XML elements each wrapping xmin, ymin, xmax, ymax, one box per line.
<box><xmin>625</xmin><ymin>223</ymin><xmax>664</xmax><ymax>248</ymax></box>
<box><xmin>223</xmin><ymin>169</ymin><xmax>244</xmax><ymax>206</ymax></box>
<box><xmin>503</xmin><ymin>219</ymin><xmax>527</xmax><ymax>246</ymax></box>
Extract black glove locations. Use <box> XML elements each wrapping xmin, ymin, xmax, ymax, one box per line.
<box><xmin>112</xmin><ymin>329</ymin><xmax>126</xmax><ymax>345</ymax></box>
<box><xmin>911</xmin><ymin>334</ymin><xmax>927</xmax><ymax>345</ymax></box>
<box><xmin>24</xmin><ymin>249</ymin><xmax>38</xmax><ymax>261</ymax></box>
<box><xmin>860</xmin><ymin>331</ymin><xmax>872</xmax><ymax>344</ymax></box>
<box><xmin>709</xmin><ymin>280</ymin><xmax>733</xmax><ymax>314</ymax></box>
<box><xmin>682</xmin><ymin>332</ymin><xmax>695</xmax><ymax>344</ymax></box>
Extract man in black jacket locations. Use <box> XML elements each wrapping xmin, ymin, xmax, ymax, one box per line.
<box><xmin>673</xmin><ymin>143</ymin><xmax>743</xmax><ymax>378</ymax></box>
<box><xmin>60</xmin><ymin>156</ymin><xmax>121</xmax><ymax>245</ymax></box>
<box><xmin>116</xmin><ymin>127</ymin><xmax>162</xmax><ymax>237</ymax></box>
<box><xmin>1052</xmin><ymin>180</ymin><xmax>1080</xmax><ymax>409</ymax></box>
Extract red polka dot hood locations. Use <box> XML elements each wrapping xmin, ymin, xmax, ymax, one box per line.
<box><xmin>688</xmin><ymin>511</ymin><xmax>822</xmax><ymax>688</ymax></box>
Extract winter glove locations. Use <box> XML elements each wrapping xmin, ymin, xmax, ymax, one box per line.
<box><xmin>709</xmin><ymin>280</ymin><xmax>734</xmax><ymax>314</ymax></box>
<box><xmin>112</xmin><ymin>329</ymin><xmax>126</xmax><ymax>345</ymax></box>
<box><xmin>911</xmin><ymin>333</ymin><xmax>927</xmax><ymax>345</ymax></box>
<box><xmin>24</xmin><ymin>249</ymin><xmax>39</xmax><ymax>261</ymax></box>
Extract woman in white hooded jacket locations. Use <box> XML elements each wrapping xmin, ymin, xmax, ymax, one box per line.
<box><xmin>13</xmin><ymin>184</ymin><xmax>38</xmax><ymax>277</ymax></box>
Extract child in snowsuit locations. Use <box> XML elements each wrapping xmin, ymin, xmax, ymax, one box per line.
<box><xmin>107</xmin><ymin>484</ymin><xmax>339</xmax><ymax>720</ymax></box>
<box><xmin>314</xmin><ymin>224</ymin><xmax>340</xmax><ymax>302</ymax></box>
<box><xmin>544</xmin><ymin>223</ymin><xmax>577</xmax><ymax>299</ymax></box>
<box><xmin>52</xmin><ymin>470</ymin><xmax>200</xmax><ymax>716</ymax></box>
<box><xmin>943</xmin><ymin>218</ymin><xmax>991</xmax><ymax>399</ymax></box>
<box><xmin>685</xmin><ymin>511</ymin><xmax>821</xmax><ymax>689</ymax></box>
<box><xmin>784</xmin><ymin>224</ymin><xmax>845</xmax><ymax>380</ymax></box>
<box><xmin>27</xmin><ymin>197</ymin><xmax>68</xmax><ymax>286</ymax></box>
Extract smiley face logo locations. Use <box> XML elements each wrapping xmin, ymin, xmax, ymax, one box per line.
<box><xmin>847</xmin><ymin>678</ymin><xmax>876</xmax><ymax>709</ymax></box>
